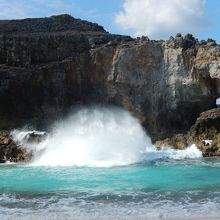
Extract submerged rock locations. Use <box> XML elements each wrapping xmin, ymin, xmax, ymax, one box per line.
<box><xmin>188</xmin><ymin>108</ymin><xmax>220</xmax><ymax>156</ymax></box>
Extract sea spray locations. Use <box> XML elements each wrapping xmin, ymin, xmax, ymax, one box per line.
<box><xmin>13</xmin><ymin>107</ymin><xmax>151</xmax><ymax>166</ymax></box>
<box><xmin>11</xmin><ymin>106</ymin><xmax>202</xmax><ymax>167</ymax></box>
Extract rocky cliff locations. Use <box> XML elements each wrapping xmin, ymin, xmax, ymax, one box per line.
<box><xmin>0</xmin><ymin>15</ymin><xmax>220</xmax><ymax>140</ymax></box>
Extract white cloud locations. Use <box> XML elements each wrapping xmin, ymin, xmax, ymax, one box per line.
<box><xmin>114</xmin><ymin>0</ymin><xmax>210</xmax><ymax>39</ymax></box>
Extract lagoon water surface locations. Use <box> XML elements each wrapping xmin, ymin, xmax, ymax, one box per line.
<box><xmin>1</xmin><ymin>159</ymin><xmax>220</xmax><ymax>219</ymax></box>
<box><xmin>1</xmin><ymin>107</ymin><xmax>220</xmax><ymax>219</ymax></box>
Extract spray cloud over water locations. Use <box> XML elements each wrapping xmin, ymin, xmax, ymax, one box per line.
<box><xmin>11</xmin><ymin>106</ymin><xmax>202</xmax><ymax>167</ymax></box>
<box><xmin>30</xmin><ymin>107</ymin><xmax>151</xmax><ymax>167</ymax></box>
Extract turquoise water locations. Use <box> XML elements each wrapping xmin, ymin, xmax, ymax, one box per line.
<box><xmin>1</xmin><ymin>158</ymin><xmax>220</xmax><ymax>219</ymax></box>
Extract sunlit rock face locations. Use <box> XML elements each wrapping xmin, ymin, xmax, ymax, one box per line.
<box><xmin>0</xmin><ymin>15</ymin><xmax>219</xmax><ymax>140</ymax></box>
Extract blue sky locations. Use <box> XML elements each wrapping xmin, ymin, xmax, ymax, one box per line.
<box><xmin>200</xmin><ymin>0</ymin><xmax>220</xmax><ymax>42</ymax></box>
<box><xmin>0</xmin><ymin>0</ymin><xmax>220</xmax><ymax>42</ymax></box>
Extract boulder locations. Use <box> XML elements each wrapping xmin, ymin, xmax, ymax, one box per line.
<box><xmin>187</xmin><ymin>108</ymin><xmax>220</xmax><ymax>156</ymax></box>
<box><xmin>155</xmin><ymin>134</ymin><xmax>187</xmax><ymax>150</ymax></box>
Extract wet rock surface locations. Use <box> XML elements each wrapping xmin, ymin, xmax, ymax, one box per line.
<box><xmin>0</xmin><ymin>130</ymin><xmax>31</xmax><ymax>162</ymax></box>
<box><xmin>155</xmin><ymin>134</ymin><xmax>188</xmax><ymax>150</ymax></box>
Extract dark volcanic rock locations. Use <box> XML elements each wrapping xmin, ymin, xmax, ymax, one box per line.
<box><xmin>0</xmin><ymin>14</ymin><xmax>132</xmax><ymax>67</ymax></box>
<box><xmin>0</xmin><ymin>15</ymin><xmax>220</xmax><ymax>141</ymax></box>
<box><xmin>188</xmin><ymin>108</ymin><xmax>220</xmax><ymax>156</ymax></box>
<box><xmin>0</xmin><ymin>14</ymin><xmax>106</xmax><ymax>34</ymax></box>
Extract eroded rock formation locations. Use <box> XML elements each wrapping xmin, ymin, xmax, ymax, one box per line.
<box><xmin>154</xmin><ymin>108</ymin><xmax>220</xmax><ymax>156</ymax></box>
<box><xmin>0</xmin><ymin>15</ymin><xmax>220</xmax><ymax>141</ymax></box>
<box><xmin>188</xmin><ymin>108</ymin><xmax>220</xmax><ymax>156</ymax></box>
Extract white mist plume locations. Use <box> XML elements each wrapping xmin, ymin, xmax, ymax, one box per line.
<box><xmin>115</xmin><ymin>0</ymin><xmax>210</xmax><ymax>39</ymax></box>
<box><xmin>30</xmin><ymin>106</ymin><xmax>151</xmax><ymax>167</ymax></box>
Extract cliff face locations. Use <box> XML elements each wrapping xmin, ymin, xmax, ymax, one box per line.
<box><xmin>0</xmin><ymin>15</ymin><xmax>220</xmax><ymax>140</ymax></box>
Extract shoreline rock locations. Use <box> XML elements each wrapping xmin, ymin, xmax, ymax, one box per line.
<box><xmin>154</xmin><ymin>108</ymin><xmax>220</xmax><ymax>157</ymax></box>
<box><xmin>155</xmin><ymin>134</ymin><xmax>187</xmax><ymax>150</ymax></box>
<box><xmin>188</xmin><ymin>108</ymin><xmax>220</xmax><ymax>157</ymax></box>
<box><xmin>0</xmin><ymin>130</ymin><xmax>31</xmax><ymax>163</ymax></box>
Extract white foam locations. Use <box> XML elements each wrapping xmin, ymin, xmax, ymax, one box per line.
<box><xmin>145</xmin><ymin>144</ymin><xmax>202</xmax><ymax>161</ymax></box>
<box><xmin>0</xmin><ymin>191</ymin><xmax>219</xmax><ymax>220</ymax></box>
